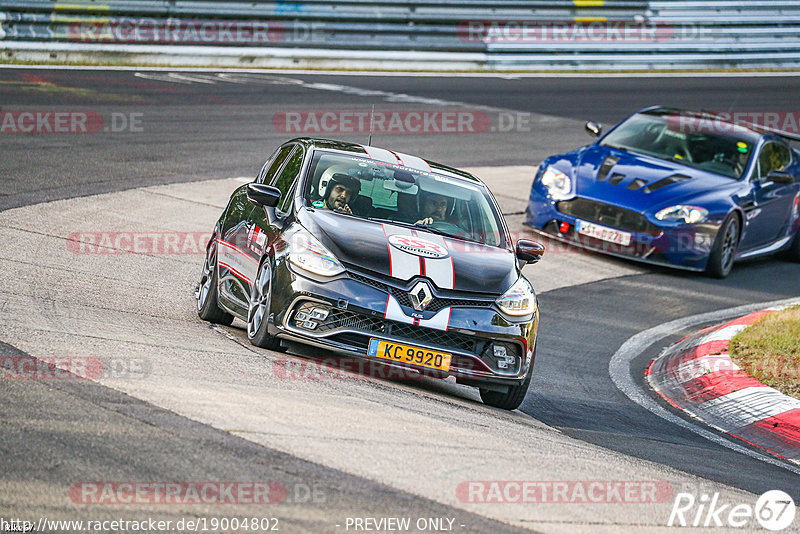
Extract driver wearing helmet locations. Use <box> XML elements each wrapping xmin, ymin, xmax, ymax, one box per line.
<box><xmin>322</xmin><ymin>173</ymin><xmax>361</xmax><ymax>214</ymax></box>
<box><xmin>415</xmin><ymin>192</ymin><xmax>450</xmax><ymax>226</ymax></box>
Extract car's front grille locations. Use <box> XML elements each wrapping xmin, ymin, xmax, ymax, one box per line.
<box><xmin>289</xmin><ymin>301</ymin><xmax>527</xmax><ymax>375</ymax></box>
<box><xmin>556</xmin><ymin>199</ymin><xmax>659</xmax><ymax>233</ymax></box>
<box><xmin>348</xmin><ymin>272</ymin><xmax>494</xmax><ymax>312</ymax></box>
<box><xmin>292</xmin><ymin>302</ymin><xmax>476</xmax><ymax>353</ymax></box>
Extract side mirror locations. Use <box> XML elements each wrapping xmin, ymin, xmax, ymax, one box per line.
<box><xmin>516</xmin><ymin>239</ymin><xmax>545</xmax><ymax>265</ymax></box>
<box><xmin>585</xmin><ymin>121</ymin><xmax>603</xmax><ymax>138</ymax></box>
<box><xmin>766</xmin><ymin>169</ymin><xmax>794</xmax><ymax>184</ymax></box>
<box><xmin>247</xmin><ymin>183</ymin><xmax>282</xmax><ymax>207</ymax></box>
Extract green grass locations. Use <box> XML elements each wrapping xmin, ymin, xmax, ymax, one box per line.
<box><xmin>729</xmin><ymin>306</ymin><xmax>800</xmax><ymax>399</ymax></box>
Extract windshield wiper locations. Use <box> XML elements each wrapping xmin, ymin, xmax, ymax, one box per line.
<box><xmin>602</xmin><ymin>143</ymin><xmax>630</xmax><ymax>152</ymax></box>
<box><xmin>366</xmin><ymin>217</ymin><xmax>417</xmax><ymax>229</ymax></box>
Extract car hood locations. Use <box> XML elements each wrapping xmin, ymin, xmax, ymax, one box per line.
<box><xmin>569</xmin><ymin>145</ymin><xmax>741</xmax><ymax>212</ymax></box>
<box><xmin>299</xmin><ymin>209</ymin><xmax>519</xmax><ymax>295</ymax></box>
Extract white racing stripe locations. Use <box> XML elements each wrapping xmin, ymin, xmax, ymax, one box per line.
<box><xmin>361</xmin><ymin>145</ymin><xmax>402</xmax><ymax>166</ymax></box>
<box><xmin>383</xmin><ymin>294</ymin><xmax>452</xmax><ymax>332</ymax></box>
<box><xmin>383</xmin><ymin>294</ymin><xmax>414</xmax><ymax>325</ymax></box>
<box><xmin>421</xmin><ymin>234</ymin><xmax>455</xmax><ymax>290</ymax></box>
<box><xmin>393</xmin><ymin>152</ymin><xmax>431</xmax><ymax>173</ymax></box>
<box><xmin>384</xmin><ymin>226</ymin><xmax>420</xmax><ymax>281</ymax></box>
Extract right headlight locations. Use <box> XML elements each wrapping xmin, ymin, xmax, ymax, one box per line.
<box><xmin>496</xmin><ymin>277</ymin><xmax>535</xmax><ymax>317</ymax></box>
<box><xmin>654</xmin><ymin>205</ymin><xmax>708</xmax><ymax>224</ymax></box>
<box><xmin>288</xmin><ymin>229</ymin><xmax>345</xmax><ymax>277</ymax></box>
<box><xmin>539</xmin><ymin>166</ymin><xmax>573</xmax><ymax>200</ymax></box>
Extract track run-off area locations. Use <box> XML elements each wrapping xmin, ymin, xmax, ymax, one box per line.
<box><xmin>1</xmin><ymin>68</ymin><xmax>800</xmax><ymax>533</ymax></box>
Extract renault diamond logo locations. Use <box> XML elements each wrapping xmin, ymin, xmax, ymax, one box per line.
<box><xmin>409</xmin><ymin>281</ymin><xmax>433</xmax><ymax>312</ymax></box>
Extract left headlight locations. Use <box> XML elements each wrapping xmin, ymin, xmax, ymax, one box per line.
<box><xmin>655</xmin><ymin>205</ymin><xmax>708</xmax><ymax>224</ymax></box>
<box><xmin>539</xmin><ymin>166</ymin><xmax>573</xmax><ymax>200</ymax></box>
<box><xmin>496</xmin><ymin>277</ymin><xmax>536</xmax><ymax>317</ymax></box>
<box><xmin>288</xmin><ymin>229</ymin><xmax>345</xmax><ymax>277</ymax></box>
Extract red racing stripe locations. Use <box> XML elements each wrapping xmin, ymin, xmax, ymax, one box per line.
<box><xmin>682</xmin><ymin>371</ymin><xmax>766</xmax><ymax>402</ymax></box>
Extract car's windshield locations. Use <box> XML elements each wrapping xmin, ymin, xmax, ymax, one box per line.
<box><xmin>600</xmin><ymin>111</ymin><xmax>758</xmax><ymax>179</ymax></box>
<box><xmin>302</xmin><ymin>151</ymin><xmax>506</xmax><ymax>247</ymax></box>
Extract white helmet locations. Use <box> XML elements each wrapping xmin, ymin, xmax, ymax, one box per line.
<box><xmin>318</xmin><ymin>164</ymin><xmax>359</xmax><ymax>198</ymax></box>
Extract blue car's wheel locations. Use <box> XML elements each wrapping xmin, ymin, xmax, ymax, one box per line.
<box><xmin>706</xmin><ymin>214</ymin><xmax>739</xmax><ymax>278</ymax></box>
<box><xmin>785</xmin><ymin>230</ymin><xmax>800</xmax><ymax>263</ymax></box>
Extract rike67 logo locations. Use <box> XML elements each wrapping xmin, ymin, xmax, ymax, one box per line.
<box><xmin>668</xmin><ymin>490</ymin><xmax>795</xmax><ymax>531</ymax></box>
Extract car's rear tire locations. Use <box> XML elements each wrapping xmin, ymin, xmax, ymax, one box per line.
<box><xmin>197</xmin><ymin>237</ymin><xmax>234</xmax><ymax>326</ymax></box>
<box><xmin>479</xmin><ymin>351</ymin><xmax>535</xmax><ymax>411</ymax></box>
<box><xmin>706</xmin><ymin>214</ymin><xmax>740</xmax><ymax>278</ymax></box>
<box><xmin>247</xmin><ymin>260</ymin><xmax>284</xmax><ymax>351</ymax></box>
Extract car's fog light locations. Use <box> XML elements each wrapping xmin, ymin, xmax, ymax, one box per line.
<box><xmin>295</xmin><ymin>312</ymin><xmax>309</xmax><ymax>322</ymax></box>
<box><xmin>300</xmin><ymin>320</ymin><xmax>318</xmax><ymax>330</ymax></box>
<box><xmin>310</xmin><ymin>307</ymin><xmax>329</xmax><ymax>321</ymax></box>
<box><xmin>493</xmin><ymin>344</ymin><xmax>516</xmax><ymax>369</ymax></box>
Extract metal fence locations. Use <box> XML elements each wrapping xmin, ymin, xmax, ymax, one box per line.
<box><xmin>1</xmin><ymin>0</ymin><xmax>799</xmax><ymax>70</ymax></box>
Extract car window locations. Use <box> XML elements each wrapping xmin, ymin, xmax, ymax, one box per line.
<box><xmin>757</xmin><ymin>141</ymin><xmax>791</xmax><ymax>180</ymax></box>
<box><xmin>302</xmin><ymin>151</ymin><xmax>507</xmax><ymax>247</ymax></box>
<box><xmin>272</xmin><ymin>146</ymin><xmax>303</xmax><ymax>212</ymax></box>
<box><xmin>599</xmin><ymin>111</ymin><xmax>758</xmax><ymax>179</ymax></box>
<box><xmin>258</xmin><ymin>144</ymin><xmax>295</xmax><ymax>184</ymax></box>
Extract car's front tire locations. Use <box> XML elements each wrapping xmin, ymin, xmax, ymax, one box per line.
<box><xmin>197</xmin><ymin>236</ymin><xmax>235</xmax><ymax>326</ymax></box>
<box><xmin>706</xmin><ymin>214</ymin><xmax>740</xmax><ymax>278</ymax></box>
<box><xmin>479</xmin><ymin>349</ymin><xmax>535</xmax><ymax>411</ymax></box>
<box><xmin>783</xmin><ymin>230</ymin><xmax>800</xmax><ymax>263</ymax></box>
<box><xmin>247</xmin><ymin>260</ymin><xmax>283</xmax><ymax>351</ymax></box>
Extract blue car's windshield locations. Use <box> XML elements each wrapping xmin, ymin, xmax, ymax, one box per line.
<box><xmin>600</xmin><ymin>112</ymin><xmax>758</xmax><ymax>179</ymax></box>
<box><xmin>302</xmin><ymin>151</ymin><xmax>506</xmax><ymax>247</ymax></box>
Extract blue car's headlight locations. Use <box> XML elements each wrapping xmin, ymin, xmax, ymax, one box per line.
<box><xmin>655</xmin><ymin>205</ymin><xmax>709</xmax><ymax>224</ymax></box>
<box><xmin>496</xmin><ymin>277</ymin><xmax>535</xmax><ymax>317</ymax></box>
<box><xmin>539</xmin><ymin>166</ymin><xmax>573</xmax><ymax>200</ymax></box>
<box><xmin>289</xmin><ymin>230</ymin><xmax>345</xmax><ymax>277</ymax></box>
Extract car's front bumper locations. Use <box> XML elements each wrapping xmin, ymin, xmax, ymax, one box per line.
<box><xmin>525</xmin><ymin>191</ymin><xmax>723</xmax><ymax>272</ymax></box>
<box><xmin>266</xmin><ymin>259</ymin><xmax>538</xmax><ymax>387</ymax></box>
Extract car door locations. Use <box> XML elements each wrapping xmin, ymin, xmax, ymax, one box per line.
<box><xmin>217</xmin><ymin>143</ymin><xmax>296</xmax><ymax>311</ymax></box>
<box><xmin>739</xmin><ymin>140</ymin><xmax>795</xmax><ymax>249</ymax></box>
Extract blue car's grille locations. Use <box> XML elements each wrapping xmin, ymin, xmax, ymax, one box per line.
<box><xmin>556</xmin><ymin>199</ymin><xmax>659</xmax><ymax>234</ymax></box>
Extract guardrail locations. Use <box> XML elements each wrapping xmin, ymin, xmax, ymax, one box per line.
<box><xmin>1</xmin><ymin>0</ymin><xmax>799</xmax><ymax>70</ymax></box>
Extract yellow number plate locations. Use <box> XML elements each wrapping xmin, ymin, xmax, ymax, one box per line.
<box><xmin>367</xmin><ymin>338</ymin><xmax>451</xmax><ymax>372</ymax></box>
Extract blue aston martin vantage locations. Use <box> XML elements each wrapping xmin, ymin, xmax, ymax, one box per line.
<box><xmin>525</xmin><ymin>106</ymin><xmax>800</xmax><ymax>277</ymax></box>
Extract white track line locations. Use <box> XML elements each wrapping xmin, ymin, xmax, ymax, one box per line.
<box><xmin>2</xmin><ymin>64</ymin><xmax>800</xmax><ymax>77</ymax></box>
<box><xmin>609</xmin><ymin>296</ymin><xmax>800</xmax><ymax>475</ymax></box>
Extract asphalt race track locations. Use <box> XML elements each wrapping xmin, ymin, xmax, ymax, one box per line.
<box><xmin>1</xmin><ymin>69</ymin><xmax>800</xmax><ymax>532</ymax></box>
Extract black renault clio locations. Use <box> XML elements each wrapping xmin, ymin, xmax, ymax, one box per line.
<box><xmin>196</xmin><ymin>138</ymin><xmax>544</xmax><ymax>410</ymax></box>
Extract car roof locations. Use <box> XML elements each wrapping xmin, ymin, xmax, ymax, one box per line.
<box><xmin>287</xmin><ymin>137</ymin><xmax>483</xmax><ymax>185</ymax></box>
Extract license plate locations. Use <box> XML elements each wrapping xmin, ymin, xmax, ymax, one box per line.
<box><xmin>575</xmin><ymin>219</ymin><xmax>632</xmax><ymax>246</ymax></box>
<box><xmin>367</xmin><ymin>338</ymin><xmax>451</xmax><ymax>372</ymax></box>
